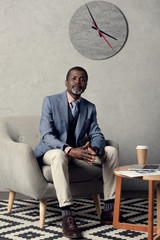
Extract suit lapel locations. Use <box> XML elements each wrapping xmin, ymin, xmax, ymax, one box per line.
<box><xmin>60</xmin><ymin>91</ymin><xmax>69</xmax><ymax>134</ymax></box>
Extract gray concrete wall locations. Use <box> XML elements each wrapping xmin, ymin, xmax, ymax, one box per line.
<box><xmin>1</xmin><ymin>0</ymin><xmax>160</xmax><ymax>190</ymax></box>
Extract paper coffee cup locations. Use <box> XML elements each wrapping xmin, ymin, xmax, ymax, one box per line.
<box><xmin>136</xmin><ymin>145</ymin><xmax>148</xmax><ymax>165</ymax></box>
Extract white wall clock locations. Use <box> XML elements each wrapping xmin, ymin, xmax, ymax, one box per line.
<box><xmin>69</xmin><ymin>1</ymin><xmax>128</xmax><ymax>60</ymax></box>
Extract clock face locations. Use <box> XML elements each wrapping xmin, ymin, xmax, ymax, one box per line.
<box><xmin>69</xmin><ymin>1</ymin><xmax>128</xmax><ymax>60</ymax></box>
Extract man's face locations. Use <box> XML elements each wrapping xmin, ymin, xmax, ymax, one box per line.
<box><xmin>65</xmin><ymin>70</ymin><xmax>87</xmax><ymax>97</ymax></box>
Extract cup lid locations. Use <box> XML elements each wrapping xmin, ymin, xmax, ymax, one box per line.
<box><xmin>136</xmin><ymin>145</ymin><xmax>148</xmax><ymax>149</ymax></box>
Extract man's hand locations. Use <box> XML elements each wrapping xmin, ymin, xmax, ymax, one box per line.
<box><xmin>68</xmin><ymin>142</ymin><xmax>96</xmax><ymax>164</ymax></box>
<box><xmin>86</xmin><ymin>142</ymin><xmax>99</xmax><ymax>156</ymax></box>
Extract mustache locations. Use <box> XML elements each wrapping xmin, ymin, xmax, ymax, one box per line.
<box><xmin>71</xmin><ymin>84</ymin><xmax>82</xmax><ymax>89</ymax></box>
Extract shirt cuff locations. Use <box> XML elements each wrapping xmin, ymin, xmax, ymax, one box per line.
<box><xmin>64</xmin><ymin>146</ymin><xmax>72</xmax><ymax>155</ymax></box>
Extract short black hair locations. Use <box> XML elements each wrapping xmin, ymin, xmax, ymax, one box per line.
<box><xmin>66</xmin><ymin>66</ymin><xmax>88</xmax><ymax>82</ymax></box>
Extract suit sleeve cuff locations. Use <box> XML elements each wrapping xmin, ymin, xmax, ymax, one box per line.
<box><xmin>64</xmin><ymin>146</ymin><xmax>72</xmax><ymax>155</ymax></box>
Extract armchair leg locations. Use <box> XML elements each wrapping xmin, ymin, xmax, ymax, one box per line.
<box><xmin>92</xmin><ymin>194</ymin><xmax>101</xmax><ymax>219</ymax></box>
<box><xmin>8</xmin><ymin>191</ymin><xmax>16</xmax><ymax>213</ymax></box>
<box><xmin>40</xmin><ymin>199</ymin><xmax>47</xmax><ymax>228</ymax></box>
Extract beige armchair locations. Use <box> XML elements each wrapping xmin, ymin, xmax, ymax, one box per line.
<box><xmin>0</xmin><ymin>116</ymin><xmax>118</xmax><ymax>228</ymax></box>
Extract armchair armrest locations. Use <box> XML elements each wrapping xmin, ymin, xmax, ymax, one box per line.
<box><xmin>105</xmin><ymin>140</ymin><xmax>119</xmax><ymax>153</ymax></box>
<box><xmin>0</xmin><ymin>137</ymin><xmax>48</xmax><ymax>200</ymax></box>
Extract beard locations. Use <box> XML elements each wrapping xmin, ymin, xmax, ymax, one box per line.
<box><xmin>71</xmin><ymin>84</ymin><xmax>84</xmax><ymax>96</ymax></box>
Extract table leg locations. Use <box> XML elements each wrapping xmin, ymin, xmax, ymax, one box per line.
<box><xmin>113</xmin><ymin>176</ymin><xmax>122</xmax><ymax>228</ymax></box>
<box><xmin>148</xmin><ymin>180</ymin><xmax>154</xmax><ymax>240</ymax></box>
<box><xmin>157</xmin><ymin>183</ymin><xmax>160</xmax><ymax>234</ymax></box>
<box><xmin>154</xmin><ymin>183</ymin><xmax>160</xmax><ymax>240</ymax></box>
<box><xmin>113</xmin><ymin>177</ymin><xmax>157</xmax><ymax>233</ymax></box>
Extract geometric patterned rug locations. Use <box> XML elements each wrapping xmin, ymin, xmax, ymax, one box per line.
<box><xmin>0</xmin><ymin>198</ymin><xmax>157</xmax><ymax>240</ymax></box>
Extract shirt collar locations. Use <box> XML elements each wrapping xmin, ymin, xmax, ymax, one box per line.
<box><xmin>67</xmin><ymin>91</ymin><xmax>81</xmax><ymax>106</ymax></box>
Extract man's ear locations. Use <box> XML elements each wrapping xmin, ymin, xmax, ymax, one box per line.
<box><xmin>65</xmin><ymin>80</ymin><xmax>68</xmax><ymax>87</ymax></box>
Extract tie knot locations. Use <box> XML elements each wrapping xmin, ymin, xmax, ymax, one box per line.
<box><xmin>72</xmin><ymin>100</ymin><xmax>79</xmax><ymax>108</ymax></box>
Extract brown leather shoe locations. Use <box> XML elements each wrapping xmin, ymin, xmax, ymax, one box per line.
<box><xmin>101</xmin><ymin>211</ymin><xmax>126</xmax><ymax>225</ymax></box>
<box><xmin>62</xmin><ymin>215</ymin><xmax>82</xmax><ymax>239</ymax></box>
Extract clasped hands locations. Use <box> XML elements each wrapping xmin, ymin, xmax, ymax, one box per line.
<box><xmin>68</xmin><ymin>142</ymin><xmax>99</xmax><ymax>165</ymax></box>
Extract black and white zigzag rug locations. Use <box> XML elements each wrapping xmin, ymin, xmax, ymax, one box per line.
<box><xmin>0</xmin><ymin>198</ymin><xmax>157</xmax><ymax>240</ymax></box>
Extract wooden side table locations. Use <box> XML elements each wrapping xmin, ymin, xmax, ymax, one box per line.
<box><xmin>113</xmin><ymin>165</ymin><xmax>160</xmax><ymax>240</ymax></box>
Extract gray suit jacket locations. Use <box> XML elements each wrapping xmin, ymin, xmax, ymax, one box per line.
<box><xmin>34</xmin><ymin>91</ymin><xmax>106</xmax><ymax>159</ymax></box>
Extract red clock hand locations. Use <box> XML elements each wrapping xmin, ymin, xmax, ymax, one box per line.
<box><xmin>92</xmin><ymin>22</ymin><xmax>114</xmax><ymax>51</ymax></box>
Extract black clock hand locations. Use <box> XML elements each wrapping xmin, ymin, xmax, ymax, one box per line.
<box><xmin>86</xmin><ymin>4</ymin><xmax>102</xmax><ymax>37</ymax></box>
<box><xmin>98</xmin><ymin>29</ymin><xmax>117</xmax><ymax>41</ymax></box>
<box><xmin>86</xmin><ymin>4</ymin><xmax>117</xmax><ymax>41</ymax></box>
<box><xmin>86</xmin><ymin>4</ymin><xmax>98</xmax><ymax>28</ymax></box>
<box><xmin>92</xmin><ymin>26</ymin><xmax>117</xmax><ymax>41</ymax></box>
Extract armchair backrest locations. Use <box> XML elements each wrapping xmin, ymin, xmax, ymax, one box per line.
<box><xmin>0</xmin><ymin>116</ymin><xmax>41</xmax><ymax>150</ymax></box>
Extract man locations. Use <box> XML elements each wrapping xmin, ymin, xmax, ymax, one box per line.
<box><xmin>34</xmin><ymin>66</ymin><xmax>118</xmax><ymax>239</ymax></box>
